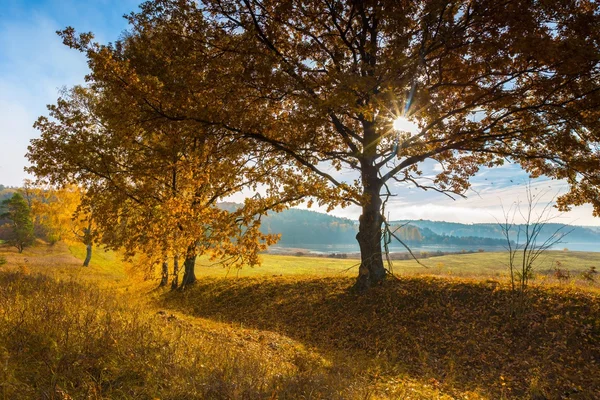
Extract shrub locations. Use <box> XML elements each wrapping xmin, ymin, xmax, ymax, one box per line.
<box><xmin>581</xmin><ymin>266</ymin><xmax>597</xmax><ymax>282</ymax></box>
<box><xmin>553</xmin><ymin>261</ymin><xmax>571</xmax><ymax>282</ymax></box>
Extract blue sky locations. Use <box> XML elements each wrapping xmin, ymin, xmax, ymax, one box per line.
<box><xmin>1</xmin><ymin>0</ymin><xmax>598</xmax><ymax>225</ymax></box>
<box><xmin>0</xmin><ymin>0</ymin><xmax>137</xmax><ymax>186</ymax></box>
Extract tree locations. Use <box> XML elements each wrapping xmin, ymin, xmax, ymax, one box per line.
<box><xmin>1</xmin><ymin>193</ymin><xmax>35</xmax><ymax>253</ymax></box>
<box><xmin>31</xmin><ymin>0</ymin><xmax>600</xmax><ymax>290</ymax></box>
<box><xmin>28</xmin><ymin>86</ymin><xmax>301</xmax><ymax>287</ymax></box>
<box><xmin>27</xmin><ymin>184</ymin><xmax>98</xmax><ymax>267</ymax></box>
<box><xmin>74</xmin><ymin>213</ymin><xmax>95</xmax><ymax>267</ymax></box>
<box><xmin>28</xmin><ymin>184</ymin><xmax>82</xmax><ymax>244</ymax></box>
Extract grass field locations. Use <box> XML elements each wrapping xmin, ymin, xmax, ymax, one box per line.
<box><xmin>1</xmin><ymin>242</ymin><xmax>599</xmax><ymax>399</ymax></box>
<box><xmin>197</xmin><ymin>249</ymin><xmax>600</xmax><ymax>282</ymax></box>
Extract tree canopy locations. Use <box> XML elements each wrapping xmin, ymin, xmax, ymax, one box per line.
<box><xmin>28</xmin><ymin>0</ymin><xmax>600</xmax><ymax>290</ymax></box>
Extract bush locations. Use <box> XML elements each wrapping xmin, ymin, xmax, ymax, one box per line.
<box><xmin>581</xmin><ymin>266</ymin><xmax>597</xmax><ymax>282</ymax></box>
<box><xmin>553</xmin><ymin>261</ymin><xmax>571</xmax><ymax>282</ymax></box>
<box><xmin>0</xmin><ymin>255</ymin><xmax>5</xmax><ymax>266</ymax></box>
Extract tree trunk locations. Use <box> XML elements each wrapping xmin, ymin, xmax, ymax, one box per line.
<box><xmin>354</xmin><ymin>157</ymin><xmax>386</xmax><ymax>291</ymax></box>
<box><xmin>354</xmin><ymin>199</ymin><xmax>386</xmax><ymax>291</ymax></box>
<box><xmin>82</xmin><ymin>222</ymin><xmax>93</xmax><ymax>267</ymax></box>
<box><xmin>160</xmin><ymin>259</ymin><xmax>169</xmax><ymax>287</ymax></box>
<box><xmin>181</xmin><ymin>243</ymin><xmax>197</xmax><ymax>288</ymax></box>
<box><xmin>171</xmin><ymin>255</ymin><xmax>179</xmax><ymax>290</ymax></box>
<box><xmin>82</xmin><ymin>243</ymin><xmax>92</xmax><ymax>267</ymax></box>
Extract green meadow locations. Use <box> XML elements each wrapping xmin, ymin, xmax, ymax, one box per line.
<box><xmin>197</xmin><ymin>250</ymin><xmax>600</xmax><ymax>282</ymax></box>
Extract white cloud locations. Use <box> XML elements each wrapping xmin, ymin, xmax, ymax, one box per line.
<box><xmin>321</xmin><ymin>177</ymin><xmax>600</xmax><ymax>226</ymax></box>
<box><xmin>432</xmin><ymin>163</ymin><xmax>443</xmax><ymax>172</ymax></box>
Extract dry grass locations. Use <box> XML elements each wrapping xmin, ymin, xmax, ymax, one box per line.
<box><xmin>197</xmin><ymin>250</ymin><xmax>600</xmax><ymax>283</ymax></box>
<box><xmin>1</xmin><ymin>242</ymin><xmax>599</xmax><ymax>399</ymax></box>
<box><xmin>0</xmin><ymin>244</ymin><xmax>452</xmax><ymax>399</ymax></box>
<box><xmin>0</xmin><ymin>271</ymin><xmax>390</xmax><ymax>399</ymax></box>
<box><xmin>158</xmin><ymin>276</ymin><xmax>600</xmax><ymax>399</ymax></box>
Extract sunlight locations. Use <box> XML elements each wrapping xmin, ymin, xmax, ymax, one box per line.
<box><xmin>392</xmin><ymin>116</ymin><xmax>419</xmax><ymax>135</ymax></box>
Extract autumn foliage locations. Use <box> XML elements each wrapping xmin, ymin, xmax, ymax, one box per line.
<box><xmin>27</xmin><ymin>0</ymin><xmax>600</xmax><ymax>289</ymax></box>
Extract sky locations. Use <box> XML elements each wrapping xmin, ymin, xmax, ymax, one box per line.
<box><xmin>1</xmin><ymin>0</ymin><xmax>598</xmax><ymax>226</ymax></box>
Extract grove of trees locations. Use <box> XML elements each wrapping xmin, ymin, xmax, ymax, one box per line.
<box><xmin>27</xmin><ymin>0</ymin><xmax>600</xmax><ymax>290</ymax></box>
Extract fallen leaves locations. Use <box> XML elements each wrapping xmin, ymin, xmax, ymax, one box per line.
<box><xmin>159</xmin><ymin>275</ymin><xmax>600</xmax><ymax>399</ymax></box>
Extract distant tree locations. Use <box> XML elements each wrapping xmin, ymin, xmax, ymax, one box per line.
<box><xmin>75</xmin><ymin>216</ymin><xmax>95</xmax><ymax>267</ymax></box>
<box><xmin>0</xmin><ymin>187</ymin><xmax>16</xmax><ymax>203</ymax></box>
<box><xmin>1</xmin><ymin>193</ymin><xmax>35</xmax><ymax>253</ymax></box>
<box><xmin>26</xmin><ymin>184</ymin><xmax>98</xmax><ymax>267</ymax></box>
<box><xmin>28</xmin><ymin>184</ymin><xmax>79</xmax><ymax>244</ymax></box>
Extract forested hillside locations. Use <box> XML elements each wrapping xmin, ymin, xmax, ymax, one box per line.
<box><xmin>167</xmin><ymin>202</ymin><xmax>600</xmax><ymax>248</ymax></box>
<box><xmin>0</xmin><ymin>185</ymin><xmax>17</xmax><ymax>202</ymax></box>
<box><xmin>402</xmin><ymin>220</ymin><xmax>600</xmax><ymax>244</ymax></box>
<box><xmin>260</xmin><ymin>208</ymin><xmax>598</xmax><ymax>248</ymax></box>
<box><xmin>262</xmin><ymin>208</ymin><xmax>357</xmax><ymax>244</ymax></box>
<box><xmin>2</xmin><ymin>192</ymin><xmax>595</xmax><ymax>249</ymax></box>
<box><xmin>260</xmin><ymin>208</ymin><xmax>508</xmax><ymax>247</ymax></box>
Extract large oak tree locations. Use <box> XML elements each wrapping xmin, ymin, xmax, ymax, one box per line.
<box><xmin>29</xmin><ymin>0</ymin><xmax>600</xmax><ymax>290</ymax></box>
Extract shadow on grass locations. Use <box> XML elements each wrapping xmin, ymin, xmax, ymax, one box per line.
<box><xmin>158</xmin><ymin>275</ymin><xmax>600</xmax><ymax>399</ymax></box>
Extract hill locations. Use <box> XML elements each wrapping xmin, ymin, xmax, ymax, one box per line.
<box><xmin>219</xmin><ymin>204</ymin><xmax>599</xmax><ymax>250</ymax></box>
<box><xmin>0</xmin><ymin>184</ymin><xmax>17</xmax><ymax>202</ymax></box>
<box><xmin>257</xmin><ymin>206</ymin><xmax>600</xmax><ymax>250</ymax></box>
<box><xmin>259</xmin><ymin>208</ymin><xmax>509</xmax><ymax>248</ymax></box>
<box><xmin>401</xmin><ymin>219</ymin><xmax>600</xmax><ymax>247</ymax></box>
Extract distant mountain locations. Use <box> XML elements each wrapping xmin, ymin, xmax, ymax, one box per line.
<box><xmin>258</xmin><ymin>207</ymin><xmax>599</xmax><ymax>249</ymax></box>
<box><xmin>262</xmin><ymin>208</ymin><xmax>357</xmax><ymax>245</ymax></box>
<box><xmin>587</xmin><ymin>226</ymin><xmax>600</xmax><ymax>234</ymax></box>
<box><xmin>218</xmin><ymin>202</ymin><xmax>358</xmax><ymax>244</ymax></box>
<box><xmin>258</xmin><ymin>208</ymin><xmax>508</xmax><ymax>248</ymax></box>
<box><xmin>394</xmin><ymin>219</ymin><xmax>600</xmax><ymax>247</ymax></box>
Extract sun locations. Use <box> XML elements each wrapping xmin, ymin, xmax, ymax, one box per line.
<box><xmin>392</xmin><ymin>116</ymin><xmax>419</xmax><ymax>135</ymax></box>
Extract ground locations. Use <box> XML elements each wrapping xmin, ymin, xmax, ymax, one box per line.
<box><xmin>0</xmin><ymin>242</ymin><xmax>599</xmax><ymax>399</ymax></box>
